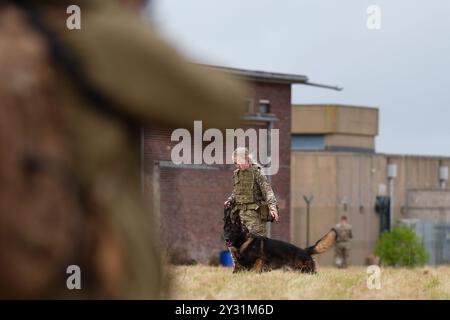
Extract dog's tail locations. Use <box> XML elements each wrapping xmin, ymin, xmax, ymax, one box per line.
<box><xmin>306</xmin><ymin>228</ymin><xmax>337</xmax><ymax>255</ymax></box>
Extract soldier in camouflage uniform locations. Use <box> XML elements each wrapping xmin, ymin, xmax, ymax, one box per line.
<box><xmin>224</xmin><ymin>148</ymin><xmax>278</xmax><ymax>271</ymax></box>
<box><xmin>334</xmin><ymin>216</ymin><xmax>353</xmax><ymax>268</ymax></box>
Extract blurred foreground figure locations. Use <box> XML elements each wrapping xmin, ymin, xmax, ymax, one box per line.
<box><xmin>0</xmin><ymin>0</ymin><xmax>243</xmax><ymax>298</ymax></box>
<box><xmin>334</xmin><ymin>215</ymin><xmax>353</xmax><ymax>268</ymax></box>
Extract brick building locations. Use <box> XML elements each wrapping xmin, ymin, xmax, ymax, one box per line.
<box><xmin>143</xmin><ymin>66</ymin><xmax>313</xmax><ymax>264</ymax></box>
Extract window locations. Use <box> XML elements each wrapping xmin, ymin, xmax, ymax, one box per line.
<box><xmin>291</xmin><ymin>134</ymin><xmax>325</xmax><ymax>151</ymax></box>
<box><xmin>259</xmin><ymin>99</ymin><xmax>270</xmax><ymax>114</ymax></box>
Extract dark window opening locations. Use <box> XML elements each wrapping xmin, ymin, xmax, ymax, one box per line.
<box><xmin>259</xmin><ymin>100</ymin><xmax>270</xmax><ymax>114</ymax></box>
<box><xmin>291</xmin><ymin>134</ymin><xmax>325</xmax><ymax>151</ymax></box>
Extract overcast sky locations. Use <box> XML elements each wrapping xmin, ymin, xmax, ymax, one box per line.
<box><xmin>149</xmin><ymin>0</ymin><xmax>450</xmax><ymax>156</ymax></box>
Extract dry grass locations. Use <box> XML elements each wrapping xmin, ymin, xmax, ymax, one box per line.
<box><xmin>169</xmin><ymin>265</ymin><xmax>450</xmax><ymax>300</ymax></box>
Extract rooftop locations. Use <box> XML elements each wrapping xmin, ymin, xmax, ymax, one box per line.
<box><xmin>199</xmin><ymin>64</ymin><xmax>342</xmax><ymax>90</ymax></box>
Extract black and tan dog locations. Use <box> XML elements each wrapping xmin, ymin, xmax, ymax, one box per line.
<box><xmin>223</xmin><ymin>208</ymin><xmax>336</xmax><ymax>273</ymax></box>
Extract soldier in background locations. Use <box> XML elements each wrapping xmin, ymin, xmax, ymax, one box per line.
<box><xmin>224</xmin><ymin>147</ymin><xmax>278</xmax><ymax>272</ymax></box>
<box><xmin>0</xmin><ymin>0</ymin><xmax>244</xmax><ymax>298</ymax></box>
<box><xmin>334</xmin><ymin>215</ymin><xmax>353</xmax><ymax>268</ymax></box>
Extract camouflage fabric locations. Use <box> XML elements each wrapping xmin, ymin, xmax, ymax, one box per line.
<box><xmin>335</xmin><ymin>221</ymin><xmax>353</xmax><ymax>243</ymax></box>
<box><xmin>0</xmin><ymin>1</ymin><xmax>244</xmax><ymax>298</ymax></box>
<box><xmin>334</xmin><ymin>242</ymin><xmax>351</xmax><ymax>268</ymax></box>
<box><xmin>240</xmin><ymin>209</ymin><xmax>266</xmax><ymax>236</ymax></box>
<box><xmin>233</xmin><ymin>168</ymin><xmax>256</xmax><ymax>204</ymax></box>
<box><xmin>334</xmin><ymin>221</ymin><xmax>352</xmax><ymax>268</ymax></box>
<box><xmin>228</xmin><ymin>164</ymin><xmax>278</xmax><ymax>236</ymax></box>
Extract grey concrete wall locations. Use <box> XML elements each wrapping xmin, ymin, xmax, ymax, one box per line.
<box><xmin>291</xmin><ymin>152</ymin><xmax>450</xmax><ymax>266</ymax></box>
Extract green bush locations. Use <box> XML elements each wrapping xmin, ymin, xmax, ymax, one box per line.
<box><xmin>375</xmin><ymin>224</ymin><xmax>429</xmax><ymax>267</ymax></box>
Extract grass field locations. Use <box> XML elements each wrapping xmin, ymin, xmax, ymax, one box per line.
<box><xmin>169</xmin><ymin>265</ymin><xmax>450</xmax><ymax>300</ymax></box>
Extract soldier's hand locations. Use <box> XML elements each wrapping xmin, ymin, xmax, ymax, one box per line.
<box><xmin>271</xmin><ymin>210</ymin><xmax>279</xmax><ymax>222</ymax></box>
<box><xmin>224</xmin><ymin>200</ymin><xmax>232</xmax><ymax>208</ymax></box>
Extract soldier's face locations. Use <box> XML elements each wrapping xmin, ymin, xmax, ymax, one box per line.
<box><xmin>234</xmin><ymin>156</ymin><xmax>250</xmax><ymax>170</ymax></box>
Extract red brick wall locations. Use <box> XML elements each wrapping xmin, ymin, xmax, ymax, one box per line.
<box><xmin>143</xmin><ymin>81</ymin><xmax>292</xmax><ymax>264</ymax></box>
<box><xmin>158</xmin><ymin>165</ymin><xmax>231</xmax><ymax>263</ymax></box>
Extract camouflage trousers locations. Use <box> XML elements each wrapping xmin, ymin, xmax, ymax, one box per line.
<box><xmin>334</xmin><ymin>242</ymin><xmax>351</xmax><ymax>268</ymax></box>
<box><xmin>239</xmin><ymin>209</ymin><xmax>266</xmax><ymax>236</ymax></box>
<box><xmin>230</xmin><ymin>207</ymin><xmax>266</xmax><ymax>236</ymax></box>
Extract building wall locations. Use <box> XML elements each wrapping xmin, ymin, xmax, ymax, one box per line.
<box><xmin>291</xmin><ymin>105</ymin><xmax>378</xmax><ymax>153</ymax></box>
<box><xmin>291</xmin><ymin>105</ymin><xmax>378</xmax><ymax>136</ymax></box>
<box><xmin>143</xmin><ymin>81</ymin><xmax>292</xmax><ymax>264</ymax></box>
<box><xmin>291</xmin><ymin>152</ymin><xmax>450</xmax><ymax>266</ymax></box>
<box><xmin>387</xmin><ymin>155</ymin><xmax>450</xmax><ymax>220</ymax></box>
<box><xmin>325</xmin><ymin>134</ymin><xmax>375</xmax><ymax>150</ymax></box>
<box><xmin>406</xmin><ymin>190</ymin><xmax>450</xmax><ymax>221</ymax></box>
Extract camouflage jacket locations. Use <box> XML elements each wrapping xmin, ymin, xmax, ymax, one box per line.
<box><xmin>335</xmin><ymin>222</ymin><xmax>353</xmax><ymax>243</ymax></box>
<box><xmin>228</xmin><ymin>164</ymin><xmax>278</xmax><ymax>214</ymax></box>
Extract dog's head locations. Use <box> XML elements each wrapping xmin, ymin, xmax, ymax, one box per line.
<box><xmin>223</xmin><ymin>207</ymin><xmax>249</xmax><ymax>248</ymax></box>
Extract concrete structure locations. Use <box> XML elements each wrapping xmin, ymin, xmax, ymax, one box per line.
<box><xmin>291</xmin><ymin>104</ymin><xmax>378</xmax><ymax>153</ymax></box>
<box><xmin>291</xmin><ymin>104</ymin><xmax>450</xmax><ymax>266</ymax></box>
